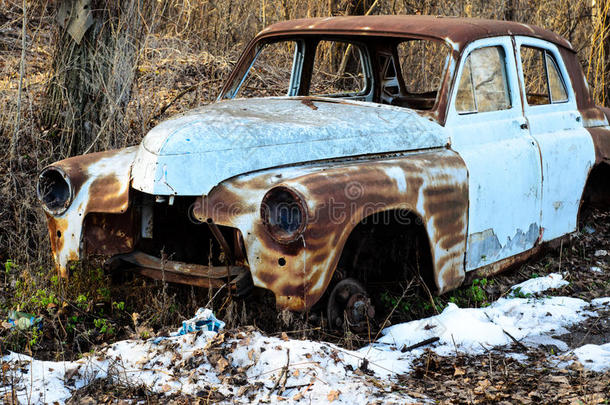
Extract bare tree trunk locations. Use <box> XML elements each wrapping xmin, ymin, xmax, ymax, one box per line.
<box><xmin>43</xmin><ymin>0</ymin><xmax>144</xmax><ymax>157</ymax></box>
<box><xmin>603</xmin><ymin>0</ymin><xmax>610</xmax><ymax>105</ymax></box>
<box><xmin>347</xmin><ymin>0</ymin><xmax>374</xmax><ymax>15</ymax></box>
<box><xmin>504</xmin><ymin>0</ymin><xmax>517</xmax><ymax>21</ymax></box>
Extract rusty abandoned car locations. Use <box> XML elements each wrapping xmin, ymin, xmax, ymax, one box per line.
<box><xmin>37</xmin><ymin>16</ymin><xmax>610</xmax><ymax>330</ymax></box>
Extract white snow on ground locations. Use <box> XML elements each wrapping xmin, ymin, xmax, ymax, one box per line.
<box><xmin>1</xmin><ymin>273</ymin><xmax>608</xmax><ymax>404</ymax></box>
<box><xmin>570</xmin><ymin>343</ymin><xmax>610</xmax><ymax>372</ymax></box>
<box><xmin>2</xmin><ymin>330</ymin><xmax>411</xmax><ymax>404</ymax></box>
<box><xmin>357</xmin><ymin>296</ymin><xmax>594</xmax><ymax>376</ymax></box>
<box><xmin>554</xmin><ymin>296</ymin><xmax>610</xmax><ymax>373</ymax></box>
<box><xmin>592</xmin><ymin>297</ymin><xmax>610</xmax><ymax>306</ymax></box>
<box><xmin>509</xmin><ymin>272</ymin><xmax>568</xmax><ymax>296</ymax></box>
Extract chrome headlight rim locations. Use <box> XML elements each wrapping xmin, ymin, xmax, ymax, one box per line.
<box><xmin>37</xmin><ymin>166</ymin><xmax>74</xmax><ymax>216</ymax></box>
<box><xmin>260</xmin><ymin>186</ymin><xmax>308</xmax><ymax>244</ymax></box>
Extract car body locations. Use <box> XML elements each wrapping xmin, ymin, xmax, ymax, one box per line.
<box><xmin>38</xmin><ymin>16</ymin><xmax>610</xmax><ymax>317</ymax></box>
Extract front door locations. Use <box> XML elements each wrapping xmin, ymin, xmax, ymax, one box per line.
<box><xmin>446</xmin><ymin>37</ymin><xmax>543</xmax><ymax>271</ymax></box>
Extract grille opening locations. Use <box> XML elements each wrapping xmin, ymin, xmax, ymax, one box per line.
<box><xmin>135</xmin><ymin>193</ymin><xmax>241</xmax><ymax>266</ymax></box>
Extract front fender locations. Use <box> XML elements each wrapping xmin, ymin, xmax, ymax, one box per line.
<box><xmin>41</xmin><ymin>147</ymin><xmax>138</xmax><ymax>276</ymax></box>
<box><xmin>194</xmin><ymin>149</ymin><xmax>469</xmax><ymax>311</ymax></box>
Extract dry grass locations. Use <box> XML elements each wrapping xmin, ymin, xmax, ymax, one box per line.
<box><xmin>0</xmin><ymin>0</ymin><xmax>608</xmax><ymax>357</ymax></box>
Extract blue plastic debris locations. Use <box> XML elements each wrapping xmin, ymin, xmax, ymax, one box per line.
<box><xmin>174</xmin><ymin>308</ymin><xmax>225</xmax><ymax>335</ymax></box>
<box><xmin>7</xmin><ymin>310</ymin><xmax>42</xmax><ymax>331</ymax></box>
<box><xmin>152</xmin><ymin>308</ymin><xmax>225</xmax><ymax>344</ymax></box>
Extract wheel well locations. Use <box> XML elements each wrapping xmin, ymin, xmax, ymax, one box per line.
<box><xmin>580</xmin><ymin>163</ymin><xmax>610</xmax><ymax>219</ymax></box>
<box><xmin>335</xmin><ymin>209</ymin><xmax>436</xmax><ymax>293</ymax></box>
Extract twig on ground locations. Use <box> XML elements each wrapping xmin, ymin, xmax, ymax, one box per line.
<box><xmin>278</xmin><ymin>348</ymin><xmax>290</xmax><ymax>395</ymax></box>
<box><xmin>401</xmin><ymin>337</ymin><xmax>440</xmax><ymax>353</ymax></box>
<box><xmin>268</xmin><ymin>348</ymin><xmax>290</xmax><ymax>398</ymax></box>
<box><xmin>451</xmin><ymin>334</ymin><xmax>459</xmax><ymax>357</ymax></box>
<box><xmin>502</xmin><ymin>329</ymin><xmax>528</xmax><ymax>351</ymax></box>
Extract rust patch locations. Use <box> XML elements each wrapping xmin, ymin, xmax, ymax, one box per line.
<box><xmin>588</xmin><ymin>121</ymin><xmax>610</xmax><ymax>165</ymax></box>
<box><xmin>87</xmin><ymin>174</ymin><xmax>129</xmax><ymax>213</ymax></box>
<box><xmin>40</xmin><ymin>148</ymin><xmax>136</xmax><ymax>277</ymax></box>
<box><xmin>301</xmin><ymin>98</ymin><xmax>318</xmax><ymax>110</ymax></box>
<box><xmin>259</xmin><ymin>16</ymin><xmax>572</xmax><ymax>52</ymax></box>
<box><xmin>83</xmin><ymin>212</ymin><xmax>135</xmax><ymax>257</ymax></box>
<box><xmin>48</xmin><ymin>149</ymin><xmax>126</xmax><ymax>196</ymax></box>
<box><xmin>45</xmin><ymin>214</ymin><xmax>67</xmax><ymax>255</ymax></box>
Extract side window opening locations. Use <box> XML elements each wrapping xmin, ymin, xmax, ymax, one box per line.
<box><xmin>545</xmin><ymin>54</ymin><xmax>568</xmax><ymax>103</ymax></box>
<box><xmin>394</xmin><ymin>40</ymin><xmax>450</xmax><ymax>110</ymax></box>
<box><xmin>309</xmin><ymin>40</ymin><xmax>367</xmax><ymax>97</ymax></box>
<box><xmin>520</xmin><ymin>46</ymin><xmax>568</xmax><ymax>105</ymax></box>
<box><xmin>455</xmin><ymin>46</ymin><xmax>512</xmax><ymax>114</ymax></box>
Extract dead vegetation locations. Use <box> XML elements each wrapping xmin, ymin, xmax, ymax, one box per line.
<box><xmin>400</xmin><ymin>350</ymin><xmax>610</xmax><ymax>404</ymax></box>
<box><xmin>0</xmin><ymin>0</ymin><xmax>609</xmax><ymax>402</ymax></box>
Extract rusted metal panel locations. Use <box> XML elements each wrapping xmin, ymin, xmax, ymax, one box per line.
<box><xmin>257</xmin><ymin>16</ymin><xmax>572</xmax><ymax>52</ymax></box>
<box><xmin>106</xmin><ymin>251</ymin><xmax>252</xmax><ymax>293</ymax></box>
<box><xmin>40</xmin><ymin>147</ymin><xmax>138</xmax><ymax>277</ymax></box>
<box><xmin>588</xmin><ymin>115</ymin><xmax>610</xmax><ymax>165</ymax></box>
<box><xmin>193</xmin><ymin>149</ymin><xmax>469</xmax><ymax>311</ymax></box>
<box><xmin>109</xmin><ymin>251</ymin><xmax>244</xmax><ymax>278</ymax></box>
<box><xmin>133</xmin><ymin>268</ymin><xmax>226</xmax><ymax>289</ymax></box>
<box><xmin>82</xmin><ymin>212</ymin><xmax>135</xmax><ymax>257</ymax></box>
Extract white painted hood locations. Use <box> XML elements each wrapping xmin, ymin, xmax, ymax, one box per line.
<box><xmin>131</xmin><ymin>97</ymin><xmax>447</xmax><ymax>196</ymax></box>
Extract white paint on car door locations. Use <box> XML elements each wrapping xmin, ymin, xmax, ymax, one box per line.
<box><xmin>446</xmin><ymin>37</ymin><xmax>543</xmax><ymax>271</ymax></box>
<box><xmin>514</xmin><ymin>37</ymin><xmax>596</xmax><ymax>241</ymax></box>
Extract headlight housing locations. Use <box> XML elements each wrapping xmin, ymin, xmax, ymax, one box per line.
<box><xmin>37</xmin><ymin>167</ymin><xmax>73</xmax><ymax>215</ymax></box>
<box><xmin>261</xmin><ymin>186</ymin><xmax>307</xmax><ymax>244</ymax></box>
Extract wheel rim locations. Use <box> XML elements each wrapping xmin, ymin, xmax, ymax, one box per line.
<box><xmin>327</xmin><ymin>278</ymin><xmax>375</xmax><ymax>332</ymax></box>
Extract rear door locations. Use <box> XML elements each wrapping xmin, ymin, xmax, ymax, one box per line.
<box><xmin>514</xmin><ymin>37</ymin><xmax>596</xmax><ymax>241</ymax></box>
<box><xmin>446</xmin><ymin>37</ymin><xmax>543</xmax><ymax>271</ymax></box>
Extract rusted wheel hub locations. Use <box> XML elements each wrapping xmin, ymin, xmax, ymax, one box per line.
<box><xmin>327</xmin><ymin>278</ymin><xmax>375</xmax><ymax>332</ymax></box>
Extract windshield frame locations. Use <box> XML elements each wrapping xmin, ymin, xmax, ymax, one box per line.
<box><xmin>218</xmin><ymin>32</ymin><xmax>457</xmax><ymax>125</ymax></box>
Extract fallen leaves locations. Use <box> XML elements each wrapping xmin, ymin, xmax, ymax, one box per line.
<box><xmin>453</xmin><ymin>366</ymin><xmax>465</xmax><ymax>376</ymax></box>
<box><xmin>399</xmin><ymin>350</ymin><xmax>610</xmax><ymax>404</ymax></box>
<box><xmin>327</xmin><ymin>389</ymin><xmax>341</xmax><ymax>402</ymax></box>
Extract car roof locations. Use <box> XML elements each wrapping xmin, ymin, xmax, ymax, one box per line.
<box><xmin>258</xmin><ymin>15</ymin><xmax>573</xmax><ymax>52</ymax></box>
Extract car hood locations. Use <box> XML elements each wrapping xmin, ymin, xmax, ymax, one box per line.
<box><xmin>131</xmin><ymin>97</ymin><xmax>448</xmax><ymax>196</ymax></box>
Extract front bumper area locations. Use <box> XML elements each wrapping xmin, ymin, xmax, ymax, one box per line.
<box><xmin>105</xmin><ymin>251</ymin><xmax>253</xmax><ymax>296</ymax></box>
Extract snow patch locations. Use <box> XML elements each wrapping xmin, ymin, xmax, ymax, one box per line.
<box><xmin>591</xmin><ymin>297</ymin><xmax>610</xmax><ymax>307</ymax></box>
<box><xmin>571</xmin><ymin>343</ymin><xmax>610</xmax><ymax>372</ymax></box>
<box><xmin>2</xmin><ymin>274</ymin><xmax>608</xmax><ymax>404</ymax></box>
<box><xmin>360</xmin><ymin>296</ymin><xmax>594</xmax><ymax>375</ymax></box>
<box><xmin>509</xmin><ymin>273</ymin><xmax>568</xmax><ymax>296</ymax></box>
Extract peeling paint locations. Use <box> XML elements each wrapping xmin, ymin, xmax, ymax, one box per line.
<box><xmin>467</xmin><ymin>224</ymin><xmax>540</xmax><ymax>269</ymax></box>
<box><xmin>131</xmin><ymin>97</ymin><xmax>447</xmax><ymax>196</ymax></box>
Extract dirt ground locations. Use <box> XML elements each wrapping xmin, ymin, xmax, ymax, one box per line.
<box><xmin>55</xmin><ymin>207</ymin><xmax>610</xmax><ymax>404</ymax></box>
